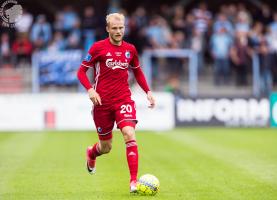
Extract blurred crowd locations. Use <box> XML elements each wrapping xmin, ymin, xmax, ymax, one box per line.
<box><xmin>0</xmin><ymin>2</ymin><xmax>277</xmax><ymax>95</ymax></box>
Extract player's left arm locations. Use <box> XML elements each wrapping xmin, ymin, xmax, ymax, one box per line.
<box><xmin>130</xmin><ymin>46</ymin><xmax>155</xmax><ymax>108</ymax></box>
<box><xmin>132</xmin><ymin>67</ymin><xmax>155</xmax><ymax>108</ymax></box>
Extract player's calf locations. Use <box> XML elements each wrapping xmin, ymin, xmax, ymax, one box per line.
<box><xmin>99</xmin><ymin>142</ymin><xmax>112</xmax><ymax>154</ymax></box>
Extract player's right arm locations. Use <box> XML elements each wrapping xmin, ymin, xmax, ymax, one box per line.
<box><xmin>87</xmin><ymin>87</ymin><xmax>102</xmax><ymax>106</ymax></box>
<box><xmin>77</xmin><ymin>44</ymin><xmax>102</xmax><ymax>106</ymax></box>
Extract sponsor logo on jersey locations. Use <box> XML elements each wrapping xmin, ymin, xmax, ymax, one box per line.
<box><xmin>125</xmin><ymin>51</ymin><xmax>130</xmax><ymax>58</ymax></box>
<box><xmin>106</xmin><ymin>52</ymin><xmax>112</xmax><ymax>56</ymax></box>
<box><xmin>115</xmin><ymin>52</ymin><xmax>122</xmax><ymax>56</ymax></box>
<box><xmin>84</xmin><ymin>54</ymin><xmax>92</xmax><ymax>62</ymax></box>
<box><xmin>105</xmin><ymin>58</ymin><xmax>129</xmax><ymax>70</ymax></box>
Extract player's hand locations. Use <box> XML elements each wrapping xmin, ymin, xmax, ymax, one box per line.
<box><xmin>88</xmin><ymin>88</ymin><xmax>102</xmax><ymax>106</ymax></box>
<box><xmin>147</xmin><ymin>91</ymin><xmax>155</xmax><ymax>109</ymax></box>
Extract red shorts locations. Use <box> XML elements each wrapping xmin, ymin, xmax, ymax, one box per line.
<box><xmin>92</xmin><ymin>100</ymin><xmax>137</xmax><ymax>140</ymax></box>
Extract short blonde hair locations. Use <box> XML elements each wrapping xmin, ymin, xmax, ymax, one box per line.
<box><xmin>106</xmin><ymin>13</ymin><xmax>125</xmax><ymax>26</ymax></box>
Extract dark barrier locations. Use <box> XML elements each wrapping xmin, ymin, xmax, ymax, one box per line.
<box><xmin>175</xmin><ymin>97</ymin><xmax>269</xmax><ymax>127</ymax></box>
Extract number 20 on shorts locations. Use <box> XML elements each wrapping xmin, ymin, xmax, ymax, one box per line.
<box><xmin>120</xmin><ymin>104</ymin><xmax>133</xmax><ymax>113</ymax></box>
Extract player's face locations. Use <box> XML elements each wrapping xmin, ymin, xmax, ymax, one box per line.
<box><xmin>107</xmin><ymin>18</ymin><xmax>125</xmax><ymax>45</ymax></box>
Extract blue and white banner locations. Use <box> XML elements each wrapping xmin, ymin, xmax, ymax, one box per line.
<box><xmin>32</xmin><ymin>50</ymin><xmax>82</xmax><ymax>92</ymax></box>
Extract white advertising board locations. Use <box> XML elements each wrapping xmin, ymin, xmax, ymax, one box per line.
<box><xmin>0</xmin><ymin>93</ymin><xmax>174</xmax><ymax>131</ymax></box>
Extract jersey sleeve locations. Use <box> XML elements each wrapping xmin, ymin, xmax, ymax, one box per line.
<box><xmin>77</xmin><ymin>65</ymin><xmax>92</xmax><ymax>90</ymax></box>
<box><xmin>129</xmin><ymin>45</ymin><xmax>140</xmax><ymax>69</ymax></box>
<box><xmin>132</xmin><ymin>67</ymin><xmax>150</xmax><ymax>93</ymax></box>
<box><xmin>77</xmin><ymin>43</ymin><xmax>99</xmax><ymax>90</ymax></box>
<box><xmin>81</xmin><ymin>43</ymin><xmax>100</xmax><ymax>68</ymax></box>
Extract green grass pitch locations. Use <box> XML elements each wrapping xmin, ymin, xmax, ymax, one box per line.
<box><xmin>0</xmin><ymin>128</ymin><xmax>277</xmax><ymax>200</ymax></box>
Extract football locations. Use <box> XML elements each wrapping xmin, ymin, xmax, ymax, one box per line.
<box><xmin>137</xmin><ymin>174</ymin><xmax>160</xmax><ymax>195</ymax></box>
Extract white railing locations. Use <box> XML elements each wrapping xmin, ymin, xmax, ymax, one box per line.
<box><xmin>142</xmin><ymin>49</ymin><xmax>198</xmax><ymax>97</ymax></box>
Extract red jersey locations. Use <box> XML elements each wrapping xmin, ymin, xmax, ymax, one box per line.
<box><xmin>80</xmin><ymin>38</ymin><xmax>142</xmax><ymax>104</ymax></box>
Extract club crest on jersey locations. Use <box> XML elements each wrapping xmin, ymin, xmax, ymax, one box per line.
<box><xmin>84</xmin><ymin>54</ymin><xmax>92</xmax><ymax>62</ymax></box>
<box><xmin>97</xmin><ymin>127</ymin><xmax>102</xmax><ymax>133</ymax></box>
<box><xmin>125</xmin><ymin>51</ymin><xmax>130</xmax><ymax>58</ymax></box>
<box><xmin>105</xmin><ymin>58</ymin><xmax>129</xmax><ymax>70</ymax></box>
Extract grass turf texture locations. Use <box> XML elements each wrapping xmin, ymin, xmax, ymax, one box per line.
<box><xmin>0</xmin><ymin>128</ymin><xmax>277</xmax><ymax>200</ymax></box>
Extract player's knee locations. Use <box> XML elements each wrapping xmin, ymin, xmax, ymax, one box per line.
<box><xmin>122</xmin><ymin>128</ymin><xmax>135</xmax><ymax>142</ymax></box>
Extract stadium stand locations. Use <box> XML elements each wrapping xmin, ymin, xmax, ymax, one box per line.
<box><xmin>0</xmin><ymin>0</ymin><xmax>276</xmax><ymax>96</ymax></box>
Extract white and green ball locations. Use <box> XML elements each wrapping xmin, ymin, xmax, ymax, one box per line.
<box><xmin>137</xmin><ymin>174</ymin><xmax>160</xmax><ymax>196</ymax></box>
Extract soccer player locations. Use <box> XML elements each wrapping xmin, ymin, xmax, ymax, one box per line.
<box><xmin>77</xmin><ymin>13</ymin><xmax>155</xmax><ymax>193</ymax></box>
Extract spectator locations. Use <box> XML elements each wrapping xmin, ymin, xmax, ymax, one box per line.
<box><xmin>164</xmin><ymin>75</ymin><xmax>182</xmax><ymax>96</ymax></box>
<box><xmin>0</xmin><ymin>33</ymin><xmax>14</xmax><ymax>66</ymax></box>
<box><xmin>183</xmin><ymin>13</ymin><xmax>195</xmax><ymax>40</ymax></box>
<box><xmin>223</xmin><ymin>4</ymin><xmax>237</xmax><ymax>24</ymax></box>
<box><xmin>159</xmin><ymin>4</ymin><xmax>172</xmax><ymax>23</ymax></box>
<box><xmin>127</xmin><ymin>7</ymin><xmax>149</xmax><ymax>53</ymax></box>
<box><xmin>30</xmin><ymin>15</ymin><xmax>52</xmax><ymax>50</ymax></box>
<box><xmin>82</xmin><ymin>6</ymin><xmax>98</xmax><ymax>51</ymax></box>
<box><xmin>248</xmin><ymin>22</ymin><xmax>264</xmax><ymax>52</ymax></box>
<box><xmin>171</xmin><ymin>31</ymin><xmax>187</xmax><ymax>49</ymax></box>
<box><xmin>255</xmin><ymin>3</ymin><xmax>272</xmax><ymax>26</ymax></box>
<box><xmin>62</xmin><ymin>5</ymin><xmax>80</xmax><ymax>33</ymax></box>
<box><xmin>269</xmin><ymin>12</ymin><xmax>277</xmax><ymax>34</ymax></box>
<box><xmin>235</xmin><ymin>10</ymin><xmax>251</xmax><ymax>34</ymax></box>
<box><xmin>192</xmin><ymin>2</ymin><xmax>212</xmax><ymax>35</ymax></box>
<box><xmin>133</xmin><ymin>7</ymin><xmax>148</xmax><ymax>29</ymax></box>
<box><xmin>168</xmin><ymin>31</ymin><xmax>187</xmax><ymax>79</ymax></box>
<box><xmin>269</xmin><ymin>12</ymin><xmax>277</xmax><ymax>85</ymax></box>
<box><xmin>259</xmin><ymin>37</ymin><xmax>272</xmax><ymax>95</ymax></box>
<box><xmin>145</xmin><ymin>15</ymin><xmax>173</xmax><ymax>86</ymax></box>
<box><xmin>145</xmin><ymin>15</ymin><xmax>172</xmax><ymax>49</ymax></box>
<box><xmin>66</xmin><ymin>21</ymin><xmax>81</xmax><ymax>49</ymax></box>
<box><xmin>188</xmin><ymin>27</ymin><xmax>205</xmax><ymax>72</ymax></box>
<box><xmin>53</xmin><ymin>12</ymin><xmax>64</xmax><ymax>32</ymax></box>
<box><xmin>210</xmin><ymin>27</ymin><xmax>233</xmax><ymax>84</ymax></box>
<box><xmin>266</xmin><ymin>26</ymin><xmax>277</xmax><ymax>86</ymax></box>
<box><xmin>237</xmin><ymin>3</ymin><xmax>252</xmax><ymax>26</ymax></box>
<box><xmin>230</xmin><ymin>32</ymin><xmax>250</xmax><ymax>86</ymax></box>
<box><xmin>12</xmin><ymin>33</ymin><xmax>32</xmax><ymax>65</ymax></box>
<box><xmin>48</xmin><ymin>31</ymin><xmax>66</xmax><ymax>51</ymax></box>
<box><xmin>213</xmin><ymin>13</ymin><xmax>233</xmax><ymax>35</ymax></box>
<box><xmin>15</xmin><ymin>8</ymin><xmax>33</xmax><ymax>34</ymax></box>
<box><xmin>249</xmin><ymin>22</ymin><xmax>272</xmax><ymax>95</ymax></box>
<box><xmin>108</xmin><ymin>0</ymin><xmax>121</xmax><ymax>13</ymax></box>
<box><xmin>171</xmin><ymin>5</ymin><xmax>186</xmax><ymax>33</ymax></box>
